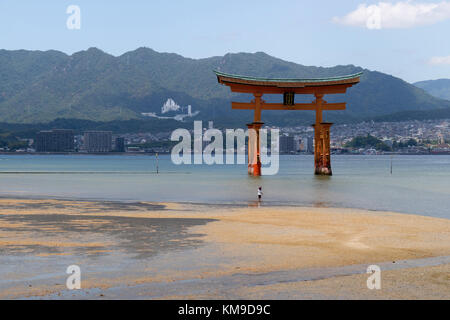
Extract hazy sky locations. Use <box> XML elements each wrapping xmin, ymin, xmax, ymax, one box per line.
<box><xmin>1</xmin><ymin>0</ymin><xmax>449</xmax><ymax>83</ymax></box>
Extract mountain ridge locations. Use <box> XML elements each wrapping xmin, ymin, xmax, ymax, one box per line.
<box><xmin>414</xmin><ymin>79</ymin><xmax>450</xmax><ymax>101</ymax></box>
<box><xmin>0</xmin><ymin>47</ymin><xmax>449</xmax><ymax>125</ymax></box>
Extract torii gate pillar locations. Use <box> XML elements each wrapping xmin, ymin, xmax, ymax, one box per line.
<box><xmin>313</xmin><ymin>122</ymin><xmax>333</xmax><ymax>176</ymax></box>
<box><xmin>247</xmin><ymin>122</ymin><xmax>264</xmax><ymax>176</ymax></box>
<box><xmin>313</xmin><ymin>93</ymin><xmax>333</xmax><ymax>176</ymax></box>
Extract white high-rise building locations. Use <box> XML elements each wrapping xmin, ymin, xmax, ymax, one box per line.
<box><xmin>161</xmin><ymin>98</ymin><xmax>181</xmax><ymax>114</ymax></box>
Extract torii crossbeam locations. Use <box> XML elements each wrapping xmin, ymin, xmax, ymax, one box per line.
<box><xmin>215</xmin><ymin>70</ymin><xmax>362</xmax><ymax>176</ymax></box>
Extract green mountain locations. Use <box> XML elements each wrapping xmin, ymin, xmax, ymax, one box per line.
<box><xmin>414</xmin><ymin>79</ymin><xmax>450</xmax><ymax>101</ymax></box>
<box><xmin>1</xmin><ymin>47</ymin><xmax>449</xmax><ymax>126</ymax></box>
<box><xmin>374</xmin><ymin>107</ymin><xmax>450</xmax><ymax>122</ymax></box>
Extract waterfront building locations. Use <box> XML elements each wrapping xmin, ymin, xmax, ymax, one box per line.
<box><xmin>36</xmin><ymin>129</ymin><xmax>74</xmax><ymax>152</ymax></box>
<box><xmin>84</xmin><ymin>131</ymin><xmax>112</xmax><ymax>153</ymax></box>
<box><xmin>115</xmin><ymin>137</ymin><xmax>126</xmax><ymax>152</ymax></box>
<box><xmin>306</xmin><ymin>136</ymin><xmax>314</xmax><ymax>153</ymax></box>
<box><xmin>280</xmin><ymin>136</ymin><xmax>295</xmax><ymax>154</ymax></box>
<box><xmin>294</xmin><ymin>136</ymin><xmax>302</xmax><ymax>152</ymax></box>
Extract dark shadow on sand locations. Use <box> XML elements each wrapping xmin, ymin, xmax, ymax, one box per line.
<box><xmin>0</xmin><ymin>213</ymin><xmax>215</xmax><ymax>259</ymax></box>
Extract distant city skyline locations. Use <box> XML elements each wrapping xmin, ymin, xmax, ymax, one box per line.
<box><xmin>1</xmin><ymin>1</ymin><xmax>450</xmax><ymax>83</ymax></box>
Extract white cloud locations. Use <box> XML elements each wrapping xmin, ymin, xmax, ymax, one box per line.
<box><xmin>429</xmin><ymin>55</ymin><xmax>450</xmax><ymax>65</ymax></box>
<box><xmin>333</xmin><ymin>1</ymin><xmax>450</xmax><ymax>29</ymax></box>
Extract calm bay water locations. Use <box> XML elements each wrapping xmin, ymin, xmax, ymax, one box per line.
<box><xmin>0</xmin><ymin>154</ymin><xmax>449</xmax><ymax>218</ymax></box>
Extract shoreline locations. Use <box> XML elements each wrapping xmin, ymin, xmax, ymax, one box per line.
<box><xmin>1</xmin><ymin>152</ymin><xmax>450</xmax><ymax>156</ymax></box>
<box><xmin>0</xmin><ymin>195</ymin><xmax>443</xmax><ymax>219</ymax></box>
<box><xmin>0</xmin><ymin>198</ymin><xmax>449</xmax><ymax>299</ymax></box>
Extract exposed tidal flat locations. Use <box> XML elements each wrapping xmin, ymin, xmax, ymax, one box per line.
<box><xmin>0</xmin><ymin>199</ymin><xmax>448</xmax><ymax>299</ymax></box>
<box><xmin>0</xmin><ymin>155</ymin><xmax>449</xmax><ymax>299</ymax></box>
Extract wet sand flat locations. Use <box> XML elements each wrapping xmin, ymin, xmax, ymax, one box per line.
<box><xmin>0</xmin><ymin>198</ymin><xmax>449</xmax><ymax>299</ymax></box>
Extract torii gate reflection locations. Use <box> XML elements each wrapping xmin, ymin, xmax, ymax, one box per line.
<box><xmin>214</xmin><ymin>71</ymin><xmax>362</xmax><ymax>176</ymax></box>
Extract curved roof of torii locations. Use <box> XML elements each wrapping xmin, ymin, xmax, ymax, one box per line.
<box><xmin>214</xmin><ymin>70</ymin><xmax>363</xmax><ymax>89</ymax></box>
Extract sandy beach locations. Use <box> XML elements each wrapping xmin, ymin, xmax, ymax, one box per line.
<box><xmin>0</xmin><ymin>198</ymin><xmax>449</xmax><ymax>299</ymax></box>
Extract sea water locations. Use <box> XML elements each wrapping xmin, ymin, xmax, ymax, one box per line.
<box><xmin>0</xmin><ymin>154</ymin><xmax>449</xmax><ymax>218</ymax></box>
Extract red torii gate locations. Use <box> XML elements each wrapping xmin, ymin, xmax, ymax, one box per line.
<box><xmin>214</xmin><ymin>70</ymin><xmax>362</xmax><ymax>176</ymax></box>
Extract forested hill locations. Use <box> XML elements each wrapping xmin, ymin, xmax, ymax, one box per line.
<box><xmin>414</xmin><ymin>79</ymin><xmax>450</xmax><ymax>101</ymax></box>
<box><xmin>0</xmin><ymin>47</ymin><xmax>449</xmax><ymax>126</ymax></box>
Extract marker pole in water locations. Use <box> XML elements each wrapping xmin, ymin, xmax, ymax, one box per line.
<box><xmin>390</xmin><ymin>155</ymin><xmax>393</xmax><ymax>175</ymax></box>
<box><xmin>156</xmin><ymin>153</ymin><xmax>159</xmax><ymax>174</ymax></box>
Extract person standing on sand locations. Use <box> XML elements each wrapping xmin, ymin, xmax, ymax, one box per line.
<box><xmin>258</xmin><ymin>187</ymin><xmax>263</xmax><ymax>201</ymax></box>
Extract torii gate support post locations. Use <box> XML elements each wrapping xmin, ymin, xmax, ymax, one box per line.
<box><xmin>313</xmin><ymin>122</ymin><xmax>333</xmax><ymax>175</ymax></box>
<box><xmin>247</xmin><ymin>92</ymin><xmax>264</xmax><ymax>176</ymax></box>
<box><xmin>247</xmin><ymin>122</ymin><xmax>264</xmax><ymax>176</ymax></box>
<box><xmin>313</xmin><ymin>93</ymin><xmax>332</xmax><ymax>176</ymax></box>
